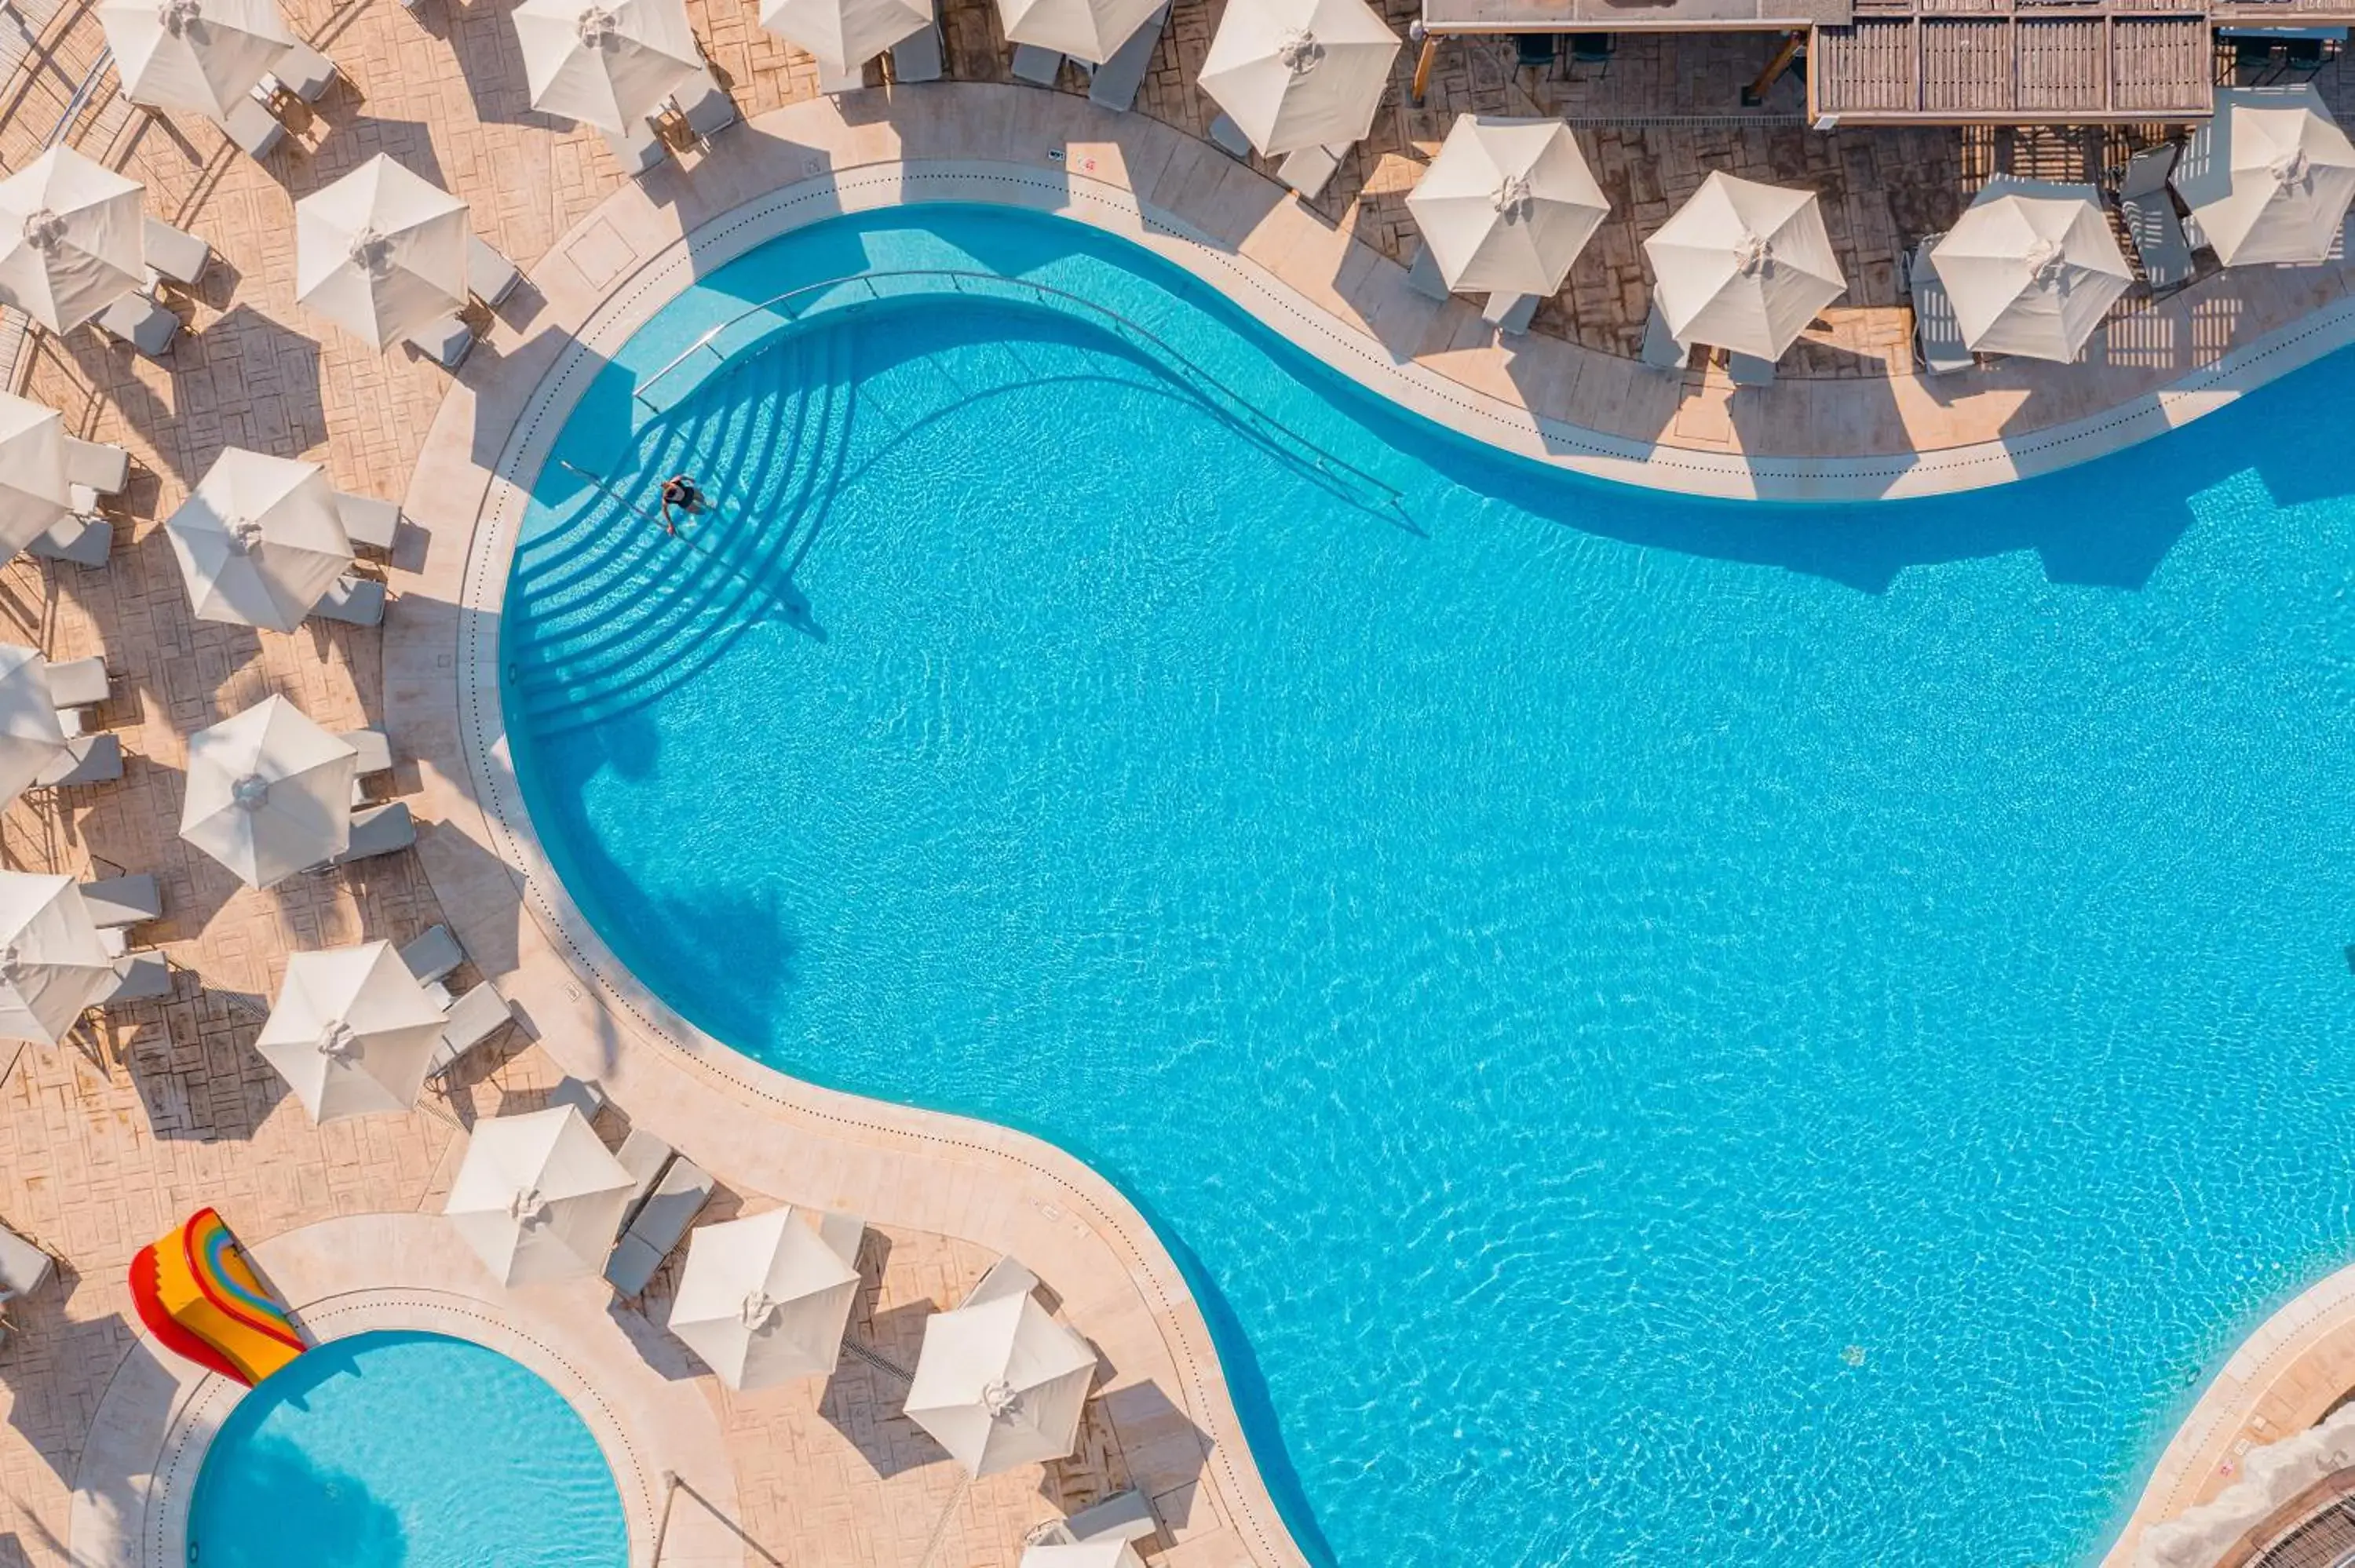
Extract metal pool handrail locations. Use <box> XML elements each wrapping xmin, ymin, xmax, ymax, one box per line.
<box><xmin>630</xmin><ymin>267</ymin><xmax>1411</xmax><ymax>521</ymax></box>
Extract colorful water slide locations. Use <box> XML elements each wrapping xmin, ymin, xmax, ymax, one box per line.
<box><xmin>128</xmin><ymin>1208</ymin><xmax>305</xmax><ymax>1386</ymax></box>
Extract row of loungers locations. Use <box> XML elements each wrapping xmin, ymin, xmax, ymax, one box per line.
<box><xmin>38</xmin><ymin>434</ymin><xmax>402</xmax><ymax>631</ymax></box>
<box><xmin>1909</xmin><ymin>146</ymin><xmax>2197</xmax><ymax>377</ymax></box>
<box><xmin>90</xmin><ymin>159</ymin><xmax>521</xmax><ymax>374</ymax></box>
<box><xmin>1006</xmin><ymin>1</ymin><xmax>1170</xmax><ymax>115</ymax></box>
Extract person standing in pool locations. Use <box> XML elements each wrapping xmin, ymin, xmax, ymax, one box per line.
<box><xmin>657</xmin><ymin>473</ymin><xmax>706</xmax><ymax>535</ymax></box>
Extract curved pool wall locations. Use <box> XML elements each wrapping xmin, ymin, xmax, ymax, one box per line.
<box><xmin>187</xmin><ymin>1330</ymin><xmax>626</xmax><ymax>1568</ymax></box>
<box><xmin>493</xmin><ymin>199</ymin><xmax>2355</xmax><ymax>1567</ymax></box>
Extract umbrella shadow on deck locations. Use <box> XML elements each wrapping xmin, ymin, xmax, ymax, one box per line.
<box><xmin>0</xmin><ymin>1272</ymin><xmax>132</xmax><ymax>1486</ymax></box>
<box><xmin>119</xmin><ymin>991</ymin><xmax>291</xmax><ymax>1143</ymax></box>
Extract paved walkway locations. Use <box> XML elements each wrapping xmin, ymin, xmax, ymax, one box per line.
<box><xmin>2108</xmin><ymin>1264</ymin><xmax>2355</xmax><ymax>1566</ymax></box>
<box><xmin>0</xmin><ymin>1</ymin><xmax>2349</xmax><ymax>1566</ymax></box>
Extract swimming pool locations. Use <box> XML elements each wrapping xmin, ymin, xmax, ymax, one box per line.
<box><xmin>501</xmin><ymin>202</ymin><xmax>2355</xmax><ymax>1566</ymax></box>
<box><xmin>187</xmin><ymin>1330</ymin><xmax>626</xmax><ymax>1568</ymax></box>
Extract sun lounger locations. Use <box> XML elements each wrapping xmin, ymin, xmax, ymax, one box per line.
<box><xmin>1086</xmin><ymin>2</ymin><xmax>1166</xmax><ymax>112</ymax></box>
<box><xmin>224</xmin><ymin>95</ymin><xmax>284</xmax><ymax>160</ymax></box>
<box><xmin>398</xmin><ymin>924</ymin><xmax>464</xmax><ymax>988</ymax></box>
<box><xmin>613</xmin><ymin>1129</ymin><xmax>675</xmax><ymax>1227</ymax></box>
<box><xmin>46</xmin><ymin>655</ymin><xmax>108</xmax><ymax>710</ymax></box>
<box><xmin>0</xmin><ymin>1222</ymin><xmax>54</xmax><ymax>1301</ymax></box>
<box><xmin>27</xmin><ymin>513</ymin><xmax>111</xmax><ymax>567</ymax></box>
<box><xmin>1207</xmin><ymin>114</ymin><xmax>1254</xmax><ymax>159</ymax></box>
<box><xmin>402</xmin><ymin>314</ymin><xmax>472</xmax><ymax>370</ymax></box>
<box><xmin>334</xmin><ymin>492</ymin><xmax>400</xmax><ymax>553</ymax></box>
<box><xmin>890</xmin><ymin>17</ymin><xmax>943</xmax><ymax>83</ymax></box>
<box><xmin>1011</xmin><ymin>43</ymin><xmax>1064</xmax><ymax>86</ymax></box>
<box><xmin>2120</xmin><ymin>145</ymin><xmax>2194</xmax><ymax>293</ymax></box>
<box><xmin>268</xmin><ymin>41</ymin><xmax>337</xmax><ymax>102</ymax></box>
<box><xmin>672</xmin><ymin>71</ymin><xmax>736</xmax><ymax>141</ymax></box>
<box><xmin>1038</xmin><ymin>1489</ymin><xmax>1157</xmax><ymax>1547</ymax></box>
<box><xmin>603</xmin><ymin>1156</ymin><xmax>712</xmax><ymax>1296</ymax></box>
<box><xmin>603</xmin><ymin>118</ymin><xmax>668</xmax><ymax>177</ymax></box>
<box><xmin>33</xmin><ymin>733</ymin><xmax>119</xmax><ymax>787</ymax></box>
<box><xmin>426</xmin><ymin>981</ymin><xmax>514</xmax><ymax>1076</ymax></box>
<box><xmin>1279</xmin><ymin>142</ymin><xmax>1343</xmax><ymax>199</ymax></box>
<box><xmin>141</xmin><ymin>217</ymin><xmax>211</xmax><ymax>291</ymax></box>
<box><xmin>338</xmin><ymin>727</ymin><xmax>392</xmax><ymax>780</ymax></box>
<box><xmin>79</xmin><ymin>873</ymin><xmax>161</xmax><ymax>928</ymax></box>
<box><xmin>1908</xmin><ymin>236</ymin><xmax>1973</xmax><ymax>377</ymax></box>
<box><xmin>1640</xmin><ymin>304</ymin><xmax>1686</xmax><ymax>371</ymax></box>
<box><xmin>549</xmin><ymin>1075</ymin><xmax>606</xmax><ymax>1122</ymax></box>
<box><xmin>313</xmin><ymin>574</ymin><xmax>386</xmax><ymax>626</ymax></box>
<box><xmin>63</xmin><ymin>436</ymin><xmax>129</xmax><ymax>497</ymax></box>
<box><xmin>818</xmin><ymin>1210</ymin><xmax>864</xmax><ymax>1267</ymax></box>
<box><xmin>330</xmin><ymin>799</ymin><xmax>413</xmax><ymax>864</ymax></box>
<box><xmin>101</xmin><ymin>950</ymin><xmax>173</xmax><ymax>1003</ymax></box>
<box><xmin>1728</xmin><ymin>351</ymin><xmax>1777</xmax><ymax>388</ymax></box>
<box><xmin>466</xmin><ymin>235</ymin><xmax>520</xmax><ymax>309</ymax></box>
<box><xmin>961</xmin><ymin>1255</ymin><xmax>1039</xmax><ymax>1308</ymax></box>
<box><xmin>1405</xmin><ymin>246</ymin><xmax>1451</xmax><ymax>301</ymax></box>
<box><xmin>94</xmin><ymin>293</ymin><xmax>177</xmax><ymax>359</ymax></box>
<box><xmin>1483</xmin><ymin>292</ymin><xmax>1539</xmax><ymax>336</ymax></box>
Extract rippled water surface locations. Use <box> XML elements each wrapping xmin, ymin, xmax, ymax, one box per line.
<box><xmin>503</xmin><ymin>206</ymin><xmax>2355</xmax><ymax>1566</ymax></box>
<box><xmin>188</xmin><ymin>1331</ymin><xmax>625</xmax><ymax>1566</ymax></box>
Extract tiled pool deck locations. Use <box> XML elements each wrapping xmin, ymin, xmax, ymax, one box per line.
<box><xmin>2</xmin><ymin>2</ymin><xmax>2354</xmax><ymax>1566</ymax></box>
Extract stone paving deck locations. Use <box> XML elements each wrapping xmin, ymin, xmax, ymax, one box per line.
<box><xmin>0</xmin><ymin>0</ymin><xmax>2349</xmax><ymax>1566</ymax></box>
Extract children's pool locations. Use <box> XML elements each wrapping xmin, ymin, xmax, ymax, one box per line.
<box><xmin>502</xmin><ymin>203</ymin><xmax>2355</xmax><ymax>1566</ymax></box>
<box><xmin>188</xmin><ymin>1331</ymin><xmax>626</xmax><ymax>1568</ymax></box>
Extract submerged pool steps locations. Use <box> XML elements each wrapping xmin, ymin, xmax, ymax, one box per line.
<box><xmin>627</xmin><ymin>268</ymin><xmax>1408</xmax><ymax>524</ymax></box>
<box><xmin>508</xmin><ymin>330</ymin><xmax>853</xmax><ymax>737</ymax></box>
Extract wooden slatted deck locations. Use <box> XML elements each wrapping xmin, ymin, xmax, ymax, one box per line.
<box><xmin>1421</xmin><ymin>0</ymin><xmax>2355</xmax><ymax>125</ymax></box>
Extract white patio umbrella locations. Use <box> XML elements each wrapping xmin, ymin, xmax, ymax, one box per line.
<box><xmin>904</xmin><ymin>1291</ymin><xmax>1096</xmax><ymax>1478</ymax></box>
<box><xmin>996</xmin><ymin>0</ymin><xmax>1161</xmax><ymax>65</ymax></box>
<box><xmin>296</xmin><ymin>155</ymin><xmax>470</xmax><ymax>352</ymax></box>
<box><xmin>1643</xmin><ymin>170</ymin><xmax>1846</xmax><ymax>361</ymax></box>
<box><xmin>667</xmin><ymin>1209</ymin><xmax>860</xmax><ymax>1389</ymax></box>
<box><xmin>0</xmin><ymin>147</ymin><xmax>148</xmax><ymax>334</ymax></box>
<box><xmin>0</xmin><ymin>646</ymin><xmax>68</xmax><ymax>808</ymax></box>
<box><xmin>179</xmin><ymin>695</ymin><xmax>359</xmax><ymax>889</ymax></box>
<box><xmin>0</xmin><ymin>873</ymin><xmax>115</xmax><ymax>1046</ymax></box>
<box><xmin>445</xmin><ymin>1105</ymin><xmax>636</xmax><ymax>1286</ymax></box>
<box><xmin>1198</xmin><ymin>0</ymin><xmax>1399</xmax><ymax>159</ymax></box>
<box><xmin>254</xmin><ymin>940</ymin><xmax>450</xmax><ymax>1124</ymax></box>
<box><xmin>98</xmin><ymin>0</ymin><xmax>295</xmax><ymax>120</ymax></box>
<box><xmin>512</xmin><ymin>0</ymin><xmax>703</xmax><ymax>135</ymax></box>
<box><xmin>164</xmin><ymin>447</ymin><xmax>354</xmax><ymax>633</ymax></box>
<box><xmin>1406</xmin><ymin>115</ymin><xmax>1608</xmax><ymax>297</ymax></box>
<box><xmin>0</xmin><ymin>393</ymin><xmax>72</xmax><ymax>563</ymax></box>
<box><xmin>1930</xmin><ymin>179</ymin><xmax>2130</xmax><ymax>363</ymax></box>
<box><xmin>1021</xmin><ymin>1546</ymin><xmax>1145</xmax><ymax>1568</ymax></box>
<box><xmin>2173</xmin><ymin>86</ymin><xmax>2355</xmax><ymax>268</ymax></box>
<box><xmin>759</xmin><ymin>0</ymin><xmax>929</xmax><ymax>75</ymax></box>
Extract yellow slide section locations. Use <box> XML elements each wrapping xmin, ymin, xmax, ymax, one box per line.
<box><xmin>129</xmin><ymin>1208</ymin><xmax>305</xmax><ymax>1387</ymax></box>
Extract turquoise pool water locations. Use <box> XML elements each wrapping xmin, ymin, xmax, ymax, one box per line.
<box><xmin>188</xmin><ymin>1331</ymin><xmax>626</xmax><ymax>1567</ymax></box>
<box><xmin>502</xmin><ymin>204</ymin><xmax>2355</xmax><ymax>1566</ymax></box>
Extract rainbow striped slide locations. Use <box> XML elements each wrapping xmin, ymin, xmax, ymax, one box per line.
<box><xmin>128</xmin><ymin>1208</ymin><xmax>305</xmax><ymax>1386</ymax></box>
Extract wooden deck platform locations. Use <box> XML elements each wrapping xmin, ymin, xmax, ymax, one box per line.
<box><xmin>1418</xmin><ymin>0</ymin><xmax>2355</xmax><ymax>124</ymax></box>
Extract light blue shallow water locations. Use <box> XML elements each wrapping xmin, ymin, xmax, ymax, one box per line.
<box><xmin>188</xmin><ymin>1331</ymin><xmax>626</xmax><ymax>1567</ymax></box>
<box><xmin>502</xmin><ymin>205</ymin><xmax>2355</xmax><ymax>1566</ymax></box>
